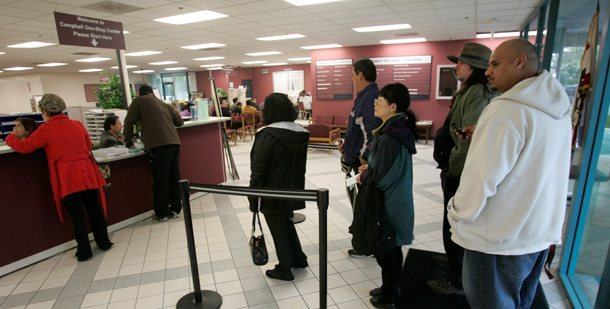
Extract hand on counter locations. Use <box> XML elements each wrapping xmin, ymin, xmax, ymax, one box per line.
<box><xmin>129</xmin><ymin>145</ymin><xmax>138</xmax><ymax>149</ymax></box>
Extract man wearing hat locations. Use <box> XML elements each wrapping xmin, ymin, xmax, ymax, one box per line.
<box><xmin>428</xmin><ymin>42</ymin><xmax>498</xmax><ymax>294</ymax></box>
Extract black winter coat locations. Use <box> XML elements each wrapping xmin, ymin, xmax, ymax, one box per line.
<box><xmin>249</xmin><ymin>126</ymin><xmax>309</xmax><ymax>213</ymax></box>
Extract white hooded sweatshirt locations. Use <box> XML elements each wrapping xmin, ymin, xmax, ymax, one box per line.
<box><xmin>448</xmin><ymin>70</ymin><xmax>572</xmax><ymax>255</ymax></box>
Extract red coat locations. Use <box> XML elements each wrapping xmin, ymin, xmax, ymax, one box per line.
<box><xmin>6</xmin><ymin>114</ymin><xmax>107</xmax><ymax>222</ymax></box>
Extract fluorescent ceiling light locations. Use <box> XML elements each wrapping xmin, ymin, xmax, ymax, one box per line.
<box><xmin>165</xmin><ymin>67</ymin><xmax>187</xmax><ymax>70</ymax></box>
<box><xmin>207</xmin><ymin>67</ymin><xmax>223</xmax><ymax>70</ymax></box>
<box><xmin>76</xmin><ymin>57</ymin><xmax>111</xmax><ymax>62</ymax></box>
<box><xmin>37</xmin><ymin>63</ymin><xmax>68</xmax><ymax>67</ymax></box>
<box><xmin>123</xmin><ymin>31</ymin><xmax>129</xmax><ymax>34</ymax></box>
<box><xmin>193</xmin><ymin>56</ymin><xmax>225</xmax><ymax>61</ymax></box>
<box><xmin>288</xmin><ymin>57</ymin><xmax>311</xmax><ymax>61</ymax></box>
<box><xmin>4</xmin><ymin>67</ymin><xmax>33</xmax><ymax>71</ymax></box>
<box><xmin>246</xmin><ymin>51</ymin><xmax>281</xmax><ymax>56</ymax></box>
<box><xmin>155</xmin><ymin>10</ymin><xmax>228</xmax><ymax>25</ymax></box>
<box><xmin>476</xmin><ymin>31</ymin><xmax>520</xmax><ymax>38</ymax></box>
<box><xmin>0</xmin><ymin>71</ymin><xmax>3</xmax><ymax>73</ymax></box>
<box><xmin>181</xmin><ymin>43</ymin><xmax>226</xmax><ymax>50</ymax></box>
<box><xmin>111</xmin><ymin>65</ymin><xmax>138</xmax><ymax>69</ymax></box>
<box><xmin>284</xmin><ymin>0</ymin><xmax>341</xmax><ymax>6</ymax></box>
<box><xmin>301</xmin><ymin>44</ymin><xmax>342</xmax><ymax>49</ymax></box>
<box><xmin>7</xmin><ymin>41</ymin><xmax>56</xmax><ymax>48</ymax></box>
<box><xmin>133</xmin><ymin>70</ymin><xmax>154</xmax><ymax>73</ymax></box>
<box><xmin>242</xmin><ymin>61</ymin><xmax>268</xmax><ymax>64</ymax></box>
<box><xmin>380</xmin><ymin>37</ymin><xmax>427</xmax><ymax>44</ymax></box>
<box><xmin>79</xmin><ymin>69</ymin><xmax>103</xmax><ymax>72</ymax></box>
<box><xmin>125</xmin><ymin>51</ymin><xmax>162</xmax><ymax>56</ymax></box>
<box><xmin>200</xmin><ymin>64</ymin><xmax>224</xmax><ymax>67</ymax></box>
<box><xmin>150</xmin><ymin>61</ymin><xmax>177</xmax><ymax>65</ymax></box>
<box><xmin>263</xmin><ymin>62</ymin><xmax>288</xmax><ymax>66</ymax></box>
<box><xmin>256</xmin><ymin>34</ymin><xmax>305</xmax><ymax>41</ymax></box>
<box><xmin>0</xmin><ymin>52</ymin><xmax>5</xmax><ymax>55</ymax></box>
<box><xmin>353</xmin><ymin>23</ymin><xmax>411</xmax><ymax>33</ymax></box>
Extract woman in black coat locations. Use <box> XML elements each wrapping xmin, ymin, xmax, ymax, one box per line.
<box><xmin>249</xmin><ymin>93</ymin><xmax>310</xmax><ymax>281</ymax></box>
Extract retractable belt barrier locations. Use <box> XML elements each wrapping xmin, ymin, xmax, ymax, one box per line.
<box><xmin>177</xmin><ymin>180</ymin><xmax>330</xmax><ymax>309</ymax></box>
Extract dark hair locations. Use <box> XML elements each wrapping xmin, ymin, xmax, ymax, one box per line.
<box><xmin>263</xmin><ymin>93</ymin><xmax>298</xmax><ymax>124</ymax></box>
<box><xmin>103</xmin><ymin>115</ymin><xmax>119</xmax><ymax>131</ymax></box>
<box><xmin>236</xmin><ymin>102</ymin><xmax>242</xmax><ymax>107</ymax></box>
<box><xmin>453</xmin><ymin>67</ymin><xmax>492</xmax><ymax>101</ymax></box>
<box><xmin>246</xmin><ymin>99</ymin><xmax>252</xmax><ymax>106</ymax></box>
<box><xmin>16</xmin><ymin>118</ymin><xmax>39</xmax><ymax>136</ymax></box>
<box><xmin>181</xmin><ymin>102</ymin><xmax>193</xmax><ymax>111</ymax></box>
<box><xmin>405</xmin><ymin>109</ymin><xmax>418</xmax><ymax>141</ymax></box>
<box><xmin>353</xmin><ymin>58</ymin><xmax>377</xmax><ymax>83</ymax></box>
<box><xmin>139</xmin><ymin>85</ymin><xmax>153</xmax><ymax>96</ymax></box>
<box><xmin>378</xmin><ymin>83</ymin><xmax>418</xmax><ymax>139</ymax></box>
<box><xmin>232</xmin><ymin>97</ymin><xmax>238</xmax><ymax>104</ymax></box>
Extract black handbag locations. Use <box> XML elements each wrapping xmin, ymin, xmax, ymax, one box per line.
<box><xmin>250</xmin><ymin>200</ymin><xmax>268</xmax><ymax>265</ymax></box>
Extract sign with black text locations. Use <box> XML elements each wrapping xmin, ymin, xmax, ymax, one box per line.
<box><xmin>54</xmin><ymin>12</ymin><xmax>126</xmax><ymax>50</ymax></box>
<box><xmin>316</xmin><ymin>59</ymin><xmax>353</xmax><ymax>100</ymax></box>
<box><xmin>368</xmin><ymin>56</ymin><xmax>432</xmax><ymax>99</ymax></box>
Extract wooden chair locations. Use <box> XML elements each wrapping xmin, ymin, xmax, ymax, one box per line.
<box><xmin>307</xmin><ymin>123</ymin><xmax>340</xmax><ymax>154</ymax></box>
<box><xmin>223</xmin><ymin>121</ymin><xmax>237</xmax><ymax>145</ymax></box>
<box><xmin>298</xmin><ymin>101</ymin><xmax>311</xmax><ymax>120</ymax></box>
<box><xmin>311</xmin><ymin>114</ymin><xmax>334</xmax><ymax>125</ymax></box>
<box><xmin>230</xmin><ymin>113</ymin><xmax>253</xmax><ymax>142</ymax></box>
<box><xmin>242</xmin><ymin>113</ymin><xmax>258</xmax><ymax>139</ymax></box>
<box><xmin>332</xmin><ymin>114</ymin><xmax>349</xmax><ymax>137</ymax></box>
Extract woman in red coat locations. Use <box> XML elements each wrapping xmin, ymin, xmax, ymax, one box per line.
<box><xmin>6</xmin><ymin>94</ymin><xmax>112</xmax><ymax>261</ymax></box>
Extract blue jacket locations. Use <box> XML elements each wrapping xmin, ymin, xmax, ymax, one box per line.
<box><xmin>343</xmin><ymin>83</ymin><xmax>381</xmax><ymax>165</ymax></box>
<box><xmin>361</xmin><ymin>114</ymin><xmax>417</xmax><ymax>246</ymax></box>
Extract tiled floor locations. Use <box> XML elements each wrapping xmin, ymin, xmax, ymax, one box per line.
<box><xmin>0</xmin><ymin>139</ymin><xmax>573</xmax><ymax>308</ymax></box>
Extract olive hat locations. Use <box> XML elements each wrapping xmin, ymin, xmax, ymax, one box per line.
<box><xmin>447</xmin><ymin>43</ymin><xmax>492</xmax><ymax>69</ymax></box>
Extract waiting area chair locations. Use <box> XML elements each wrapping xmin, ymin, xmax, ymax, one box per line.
<box><xmin>307</xmin><ymin>123</ymin><xmax>340</xmax><ymax>154</ymax></box>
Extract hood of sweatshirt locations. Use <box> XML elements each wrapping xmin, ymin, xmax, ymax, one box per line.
<box><xmin>258</xmin><ymin>121</ymin><xmax>309</xmax><ymax>153</ymax></box>
<box><xmin>373</xmin><ymin>113</ymin><xmax>417</xmax><ymax>155</ymax></box>
<box><xmin>493</xmin><ymin>70</ymin><xmax>571</xmax><ymax>120</ymax></box>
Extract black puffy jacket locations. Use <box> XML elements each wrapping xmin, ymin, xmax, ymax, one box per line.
<box><xmin>249</xmin><ymin>125</ymin><xmax>309</xmax><ymax>213</ymax></box>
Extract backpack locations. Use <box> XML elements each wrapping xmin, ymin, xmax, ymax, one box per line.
<box><xmin>350</xmin><ymin>174</ymin><xmax>396</xmax><ymax>257</ymax></box>
<box><xmin>433</xmin><ymin>111</ymin><xmax>454</xmax><ymax>172</ymax></box>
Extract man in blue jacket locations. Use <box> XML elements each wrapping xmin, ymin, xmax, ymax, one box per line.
<box><xmin>338</xmin><ymin>58</ymin><xmax>382</xmax><ymax>258</ymax></box>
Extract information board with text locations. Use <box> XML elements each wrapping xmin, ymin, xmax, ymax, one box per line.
<box><xmin>369</xmin><ymin>56</ymin><xmax>432</xmax><ymax>99</ymax></box>
<box><xmin>316</xmin><ymin>59</ymin><xmax>353</xmax><ymax>100</ymax></box>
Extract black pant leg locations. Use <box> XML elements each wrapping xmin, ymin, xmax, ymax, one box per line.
<box><xmin>442</xmin><ymin>176</ymin><xmax>465</xmax><ymax>286</ymax></box>
<box><xmin>168</xmin><ymin>145</ymin><xmax>182</xmax><ymax>214</ymax></box>
<box><xmin>149</xmin><ymin>146</ymin><xmax>173</xmax><ymax>218</ymax></box>
<box><xmin>376</xmin><ymin>246</ymin><xmax>403</xmax><ymax>303</ymax></box>
<box><xmin>263</xmin><ymin>211</ymin><xmax>296</xmax><ymax>273</ymax></box>
<box><xmin>63</xmin><ymin>191</ymin><xmax>93</xmax><ymax>259</ymax></box>
<box><xmin>287</xmin><ymin>217</ymin><xmax>307</xmax><ymax>264</ymax></box>
<box><xmin>80</xmin><ymin>189</ymin><xmax>112</xmax><ymax>249</ymax></box>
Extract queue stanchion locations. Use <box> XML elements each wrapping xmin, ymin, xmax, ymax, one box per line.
<box><xmin>176</xmin><ymin>180</ymin><xmax>222</xmax><ymax>309</ymax></box>
<box><xmin>317</xmin><ymin>189</ymin><xmax>329</xmax><ymax>309</ymax></box>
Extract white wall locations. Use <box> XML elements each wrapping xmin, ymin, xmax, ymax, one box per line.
<box><xmin>0</xmin><ymin>74</ymin><xmax>44</xmax><ymax>114</ymax></box>
<box><xmin>39</xmin><ymin>73</ymin><xmax>101</xmax><ymax>109</ymax></box>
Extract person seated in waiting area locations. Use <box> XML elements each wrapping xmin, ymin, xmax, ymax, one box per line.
<box><xmin>250</xmin><ymin>98</ymin><xmax>259</xmax><ymax>110</ymax></box>
<box><xmin>13</xmin><ymin>117</ymin><xmax>39</xmax><ymax>140</ymax></box>
<box><xmin>242</xmin><ymin>99</ymin><xmax>260</xmax><ymax>125</ymax></box>
<box><xmin>220</xmin><ymin>99</ymin><xmax>232</xmax><ymax>127</ymax></box>
<box><xmin>99</xmin><ymin>115</ymin><xmax>125</xmax><ymax>148</ymax></box>
<box><xmin>229</xmin><ymin>97</ymin><xmax>239</xmax><ymax>110</ymax></box>
<box><xmin>231</xmin><ymin>102</ymin><xmax>242</xmax><ymax>114</ymax></box>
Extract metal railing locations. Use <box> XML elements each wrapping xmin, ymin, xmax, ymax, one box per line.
<box><xmin>177</xmin><ymin>180</ymin><xmax>329</xmax><ymax>309</ymax></box>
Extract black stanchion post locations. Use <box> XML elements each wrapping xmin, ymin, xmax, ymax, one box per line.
<box><xmin>317</xmin><ymin>189</ymin><xmax>329</xmax><ymax>309</ymax></box>
<box><xmin>177</xmin><ymin>180</ymin><xmax>222</xmax><ymax>309</ymax></box>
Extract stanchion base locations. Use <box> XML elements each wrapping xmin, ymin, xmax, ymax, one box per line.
<box><xmin>176</xmin><ymin>290</ymin><xmax>222</xmax><ymax>309</ymax></box>
<box><xmin>292</xmin><ymin>212</ymin><xmax>306</xmax><ymax>224</ymax></box>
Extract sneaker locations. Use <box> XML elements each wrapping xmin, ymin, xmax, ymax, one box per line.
<box><xmin>433</xmin><ymin>256</ymin><xmax>450</xmax><ymax>268</ymax></box>
<box><xmin>348</xmin><ymin>249</ymin><xmax>371</xmax><ymax>258</ymax></box>
<box><xmin>152</xmin><ymin>214</ymin><xmax>169</xmax><ymax>222</ymax></box>
<box><xmin>369</xmin><ymin>287</ymin><xmax>382</xmax><ymax>297</ymax></box>
<box><xmin>169</xmin><ymin>211</ymin><xmax>180</xmax><ymax>219</ymax></box>
<box><xmin>370</xmin><ymin>295</ymin><xmax>395</xmax><ymax>308</ymax></box>
<box><xmin>427</xmin><ymin>278</ymin><xmax>464</xmax><ymax>295</ymax></box>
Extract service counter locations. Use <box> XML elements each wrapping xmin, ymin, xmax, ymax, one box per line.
<box><xmin>0</xmin><ymin>117</ymin><xmax>230</xmax><ymax>276</ymax></box>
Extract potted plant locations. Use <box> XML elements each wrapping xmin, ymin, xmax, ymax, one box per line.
<box><xmin>95</xmin><ymin>74</ymin><xmax>135</xmax><ymax>109</ymax></box>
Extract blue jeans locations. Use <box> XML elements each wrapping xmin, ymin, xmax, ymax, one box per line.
<box><xmin>462</xmin><ymin>248</ymin><xmax>548</xmax><ymax>309</ymax></box>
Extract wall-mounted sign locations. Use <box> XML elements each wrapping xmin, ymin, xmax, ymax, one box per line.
<box><xmin>222</xmin><ymin>65</ymin><xmax>233</xmax><ymax>74</ymax></box>
<box><xmin>316</xmin><ymin>59</ymin><xmax>353</xmax><ymax>100</ymax></box>
<box><xmin>261</xmin><ymin>68</ymin><xmax>269</xmax><ymax>74</ymax></box>
<box><xmin>368</xmin><ymin>56</ymin><xmax>432</xmax><ymax>99</ymax></box>
<box><xmin>54</xmin><ymin>12</ymin><xmax>126</xmax><ymax>50</ymax></box>
<box><xmin>283</xmin><ymin>68</ymin><xmax>293</xmax><ymax>71</ymax></box>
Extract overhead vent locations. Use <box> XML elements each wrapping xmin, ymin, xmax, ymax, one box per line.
<box><xmin>72</xmin><ymin>52</ymin><xmax>99</xmax><ymax>55</ymax></box>
<box><xmin>81</xmin><ymin>1</ymin><xmax>143</xmax><ymax>14</ymax></box>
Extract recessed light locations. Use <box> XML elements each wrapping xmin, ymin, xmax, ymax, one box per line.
<box><xmin>263</xmin><ymin>62</ymin><xmax>288</xmax><ymax>66</ymax></box>
<box><xmin>380</xmin><ymin>38</ymin><xmax>427</xmax><ymax>44</ymax></box>
<box><xmin>288</xmin><ymin>57</ymin><xmax>311</xmax><ymax>61</ymax></box>
<box><xmin>476</xmin><ymin>31</ymin><xmax>520</xmax><ymax>39</ymax></box>
<box><xmin>165</xmin><ymin>67</ymin><xmax>187</xmax><ymax>71</ymax></box>
<box><xmin>353</xmin><ymin>23</ymin><xmax>412</xmax><ymax>32</ymax></box>
<box><xmin>193</xmin><ymin>56</ymin><xmax>225</xmax><ymax>61</ymax></box>
<box><xmin>207</xmin><ymin>67</ymin><xmax>223</xmax><ymax>70</ymax></box>
<box><xmin>76</xmin><ymin>57</ymin><xmax>111</xmax><ymax>62</ymax></box>
<box><xmin>181</xmin><ymin>43</ymin><xmax>226</xmax><ymax>50</ymax></box>
<box><xmin>125</xmin><ymin>51</ymin><xmax>162</xmax><ymax>56</ymax></box>
<box><xmin>246</xmin><ymin>51</ymin><xmax>281</xmax><ymax>56</ymax></box>
<box><xmin>4</xmin><ymin>67</ymin><xmax>33</xmax><ymax>71</ymax></box>
<box><xmin>155</xmin><ymin>10</ymin><xmax>228</xmax><ymax>25</ymax></box>
<box><xmin>133</xmin><ymin>70</ymin><xmax>154</xmax><ymax>73</ymax></box>
<box><xmin>149</xmin><ymin>61</ymin><xmax>177</xmax><ymax>65</ymax></box>
<box><xmin>123</xmin><ymin>31</ymin><xmax>130</xmax><ymax>34</ymax></box>
<box><xmin>200</xmin><ymin>64</ymin><xmax>225</xmax><ymax>67</ymax></box>
<box><xmin>7</xmin><ymin>41</ymin><xmax>56</xmax><ymax>48</ymax></box>
<box><xmin>301</xmin><ymin>44</ymin><xmax>342</xmax><ymax>50</ymax></box>
<box><xmin>284</xmin><ymin>0</ymin><xmax>341</xmax><ymax>6</ymax></box>
<box><xmin>37</xmin><ymin>63</ymin><xmax>68</xmax><ymax>67</ymax></box>
<box><xmin>79</xmin><ymin>69</ymin><xmax>103</xmax><ymax>72</ymax></box>
<box><xmin>256</xmin><ymin>34</ymin><xmax>305</xmax><ymax>41</ymax></box>
<box><xmin>0</xmin><ymin>52</ymin><xmax>5</xmax><ymax>55</ymax></box>
<box><xmin>242</xmin><ymin>61</ymin><xmax>268</xmax><ymax>64</ymax></box>
<box><xmin>111</xmin><ymin>65</ymin><xmax>138</xmax><ymax>69</ymax></box>
<box><xmin>0</xmin><ymin>70</ymin><xmax>3</xmax><ymax>73</ymax></box>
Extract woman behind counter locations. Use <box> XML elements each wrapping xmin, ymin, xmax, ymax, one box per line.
<box><xmin>357</xmin><ymin>83</ymin><xmax>417</xmax><ymax>308</ymax></box>
<box><xmin>6</xmin><ymin>94</ymin><xmax>113</xmax><ymax>261</ymax></box>
<box><xmin>13</xmin><ymin>117</ymin><xmax>39</xmax><ymax>140</ymax></box>
<box><xmin>249</xmin><ymin>93</ymin><xmax>310</xmax><ymax>281</ymax></box>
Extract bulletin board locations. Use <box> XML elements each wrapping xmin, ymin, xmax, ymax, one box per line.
<box><xmin>272</xmin><ymin>70</ymin><xmax>304</xmax><ymax>98</ymax></box>
<box><xmin>84</xmin><ymin>84</ymin><xmax>101</xmax><ymax>102</ymax></box>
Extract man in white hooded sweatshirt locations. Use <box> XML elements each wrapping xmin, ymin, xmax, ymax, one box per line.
<box><xmin>447</xmin><ymin>39</ymin><xmax>571</xmax><ymax>309</ymax></box>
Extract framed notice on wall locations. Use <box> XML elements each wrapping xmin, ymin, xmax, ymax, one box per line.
<box><xmin>316</xmin><ymin>59</ymin><xmax>353</xmax><ymax>100</ymax></box>
<box><xmin>368</xmin><ymin>56</ymin><xmax>432</xmax><ymax>100</ymax></box>
<box><xmin>436</xmin><ymin>65</ymin><xmax>461</xmax><ymax>100</ymax></box>
<box><xmin>84</xmin><ymin>84</ymin><xmax>101</xmax><ymax>102</ymax></box>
